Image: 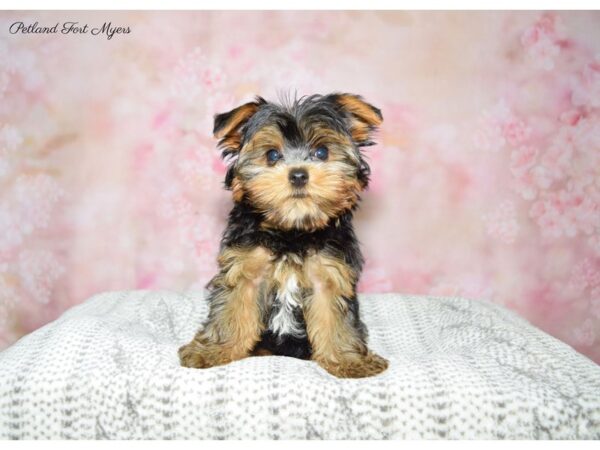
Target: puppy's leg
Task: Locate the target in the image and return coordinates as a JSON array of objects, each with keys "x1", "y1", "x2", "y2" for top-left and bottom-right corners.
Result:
[
  {"x1": 304, "y1": 252, "x2": 388, "y2": 378},
  {"x1": 179, "y1": 246, "x2": 271, "y2": 368}
]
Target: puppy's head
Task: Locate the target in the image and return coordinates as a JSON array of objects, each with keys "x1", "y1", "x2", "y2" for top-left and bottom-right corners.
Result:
[{"x1": 214, "y1": 93, "x2": 383, "y2": 231}]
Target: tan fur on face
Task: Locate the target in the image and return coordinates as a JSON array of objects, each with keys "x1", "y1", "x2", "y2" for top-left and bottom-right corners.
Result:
[
  {"x1": 230, "y1": 176, "x2": 244, "y2": 203},
  {"x1": 243, "y1": 161, "x2": 362, "y2": 231},
  {"x1": 234, "y1": 126, "x2": 363, "y2": 231},
  {"x1": 242, "y1": 125, "x2": 285, "y2": 155},
  {"x1": 301, "y1": 125, "x2": 360, "y2": 165}
]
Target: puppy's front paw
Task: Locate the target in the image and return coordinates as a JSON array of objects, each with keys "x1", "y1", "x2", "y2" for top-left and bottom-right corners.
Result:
[
  {"x1": 178, "y1": 341, "x2": 230, "y2": 369},
  {"x1": 317, "y1": 352, "x2": 389, "y2": 378},
  {"x1": 178, "y1": 342, "x2": 208, "y2": 368}
]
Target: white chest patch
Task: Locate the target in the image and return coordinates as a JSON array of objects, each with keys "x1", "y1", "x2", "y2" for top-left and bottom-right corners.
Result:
[{"x1": 269, "y1": 274, "x2": 306, "y2": 338}]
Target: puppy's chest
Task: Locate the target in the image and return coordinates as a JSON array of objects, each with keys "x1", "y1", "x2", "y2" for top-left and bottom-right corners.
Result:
[{"x1": 265, "y1": 255, "x2": 312, "y2": 338}]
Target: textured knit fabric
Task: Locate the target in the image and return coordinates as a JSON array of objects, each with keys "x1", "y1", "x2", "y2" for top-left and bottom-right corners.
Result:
[{"x1": 1, "y1": 290, "x2": 599, "y2": 439}]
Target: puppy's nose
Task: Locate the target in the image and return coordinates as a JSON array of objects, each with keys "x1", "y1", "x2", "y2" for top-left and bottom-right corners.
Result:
[{"x1": 288, "y1": 168, "x2": 309, "y2": 187}]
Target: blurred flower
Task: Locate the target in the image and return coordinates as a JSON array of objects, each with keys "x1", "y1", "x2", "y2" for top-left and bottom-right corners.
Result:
[
  {"x1": 18, "y1": 250, "x2": 65, "y2": 305},
  {"x1": 0, "y1": 275, "x2": 17, "y2": 328},
  {"x1": 503, "y1": 118, "x2": 532, "y2": 147},
  {"x1": 170, "y1": 47, "x2": 226, "y2": 102},
  {"x1": 473, "y1": 100, "x2": 531, "y2": 153},
  {"x1": 521, "y1": 13, "x2": 565, "y2": 71},
  {"x1": 590, "y1": 287, "x2": 600, "y2": 319},
  {"x1": 510, "y1": 145, "x2": 538, "y2": 178},
  {"x1": 0, "y1": 124, "x2": 23, "y2": 151},
  {"x1": 0, "y1": 71, "x2": 9, "y2": 98},
  {"x1": 571, "y1": 55, "x2": 600, "y2": 109},
  {"x1": 571, "y1": 318, "x2": 596, "y2": 347},
  {"x1": 589, "y1": 235, "x2": 600, "y2": 257},
  {"x1": 566, "y1": 258, "x2": 600, "y2": 297},
  {"x1": 483, "y1": 200, "x2": 519, "y2": 244},
  {"x1": 0, "y1": 174, "x2": 63, "y2": 251}
]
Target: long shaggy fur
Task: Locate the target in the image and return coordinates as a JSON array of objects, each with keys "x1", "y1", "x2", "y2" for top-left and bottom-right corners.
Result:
[{"x1": 179, "y1": 93, "x2": 388, "y2": 378}]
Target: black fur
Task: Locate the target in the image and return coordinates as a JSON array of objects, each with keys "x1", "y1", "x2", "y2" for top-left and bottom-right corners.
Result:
[
  {"x1": 206, "y1": 93, "x2": 381, "y2": 360},
  {"x1": 221, "y1": 200, "x2": 363, "y2": 268},
  {"x1": 218, "y1": 93, "x2": 378, "y2": 190},
  {"x1": 216, "y1": 200, "x2": 367, "y2": 358}
]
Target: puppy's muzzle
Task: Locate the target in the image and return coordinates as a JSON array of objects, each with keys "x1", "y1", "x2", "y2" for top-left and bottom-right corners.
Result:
[{"x1": 289, "y1": 167, "x2": 309, "y2": 188}]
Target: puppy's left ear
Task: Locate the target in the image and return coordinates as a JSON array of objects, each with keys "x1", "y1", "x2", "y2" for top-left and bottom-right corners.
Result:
[
  {"x1": 213, "y1": 97, "x2": 266, "y2": 157},
  {"x1": 327, "y1": 93, "x2": 383, "y2": 147}
]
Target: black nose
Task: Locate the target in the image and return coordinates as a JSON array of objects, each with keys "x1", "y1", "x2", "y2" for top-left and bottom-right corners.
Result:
[{"x1": 288, "y1": 168, "x2": 309, "y2": 187}]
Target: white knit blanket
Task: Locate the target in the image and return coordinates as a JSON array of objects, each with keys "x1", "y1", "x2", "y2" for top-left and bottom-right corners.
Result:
[{"x1": 1, "y1": 290, "x2": 599, "y2": 439}]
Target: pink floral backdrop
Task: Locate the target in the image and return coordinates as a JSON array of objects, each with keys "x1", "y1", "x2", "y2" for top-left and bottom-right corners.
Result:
[{"x1": 1, "y1": 11, "x2": 599, "y2": 363}]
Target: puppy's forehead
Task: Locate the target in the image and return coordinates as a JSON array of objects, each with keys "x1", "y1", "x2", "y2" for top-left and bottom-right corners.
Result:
[{"x1": 243, "y1": 99, "x2": 348, "y2": 148}]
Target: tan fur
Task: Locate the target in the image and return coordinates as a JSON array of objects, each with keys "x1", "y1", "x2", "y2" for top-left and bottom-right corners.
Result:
[
  {"x1": 335, "y1": 94, "x2": 383, "y2": 144},
  {"x1": 230, "y1": 177, "x2": 244, "y2": 203},
  {"x1": 243, "y1": 125, "x2": 285, "y2": 154},
  {"x1": 232, "y1": 125, "x2": 363, "y2": 232},
  {"x1": 229, "y1": 125, "x2": 285, "y2": 202},
  {"x1": 214, "y1": 102, "x2": 261, "y2": 141},
  {"x1": 270, "y1": 254, "x2": 307, "y2": 290},
  {"x1": 250, "y1": 347, "x2": 273, "y2": 357},
  {"x1": 179, "y1": 246, "x2": 272, "y2": 368},
  {"x1": 303, "y1": 125, "x2": 360, "y2": 164},
  {"x1": 303, "y1": 253, "x2": 388, "y2": 378},
  {"x1": 180, "y1": 247, "x2": 388, "y2": 377},
  {"x1": 243, "y1": 160, "x2": 362, "y2": 232},
  {"x1": 182, "y1": 95, "x2": 387, "y2": 377}
]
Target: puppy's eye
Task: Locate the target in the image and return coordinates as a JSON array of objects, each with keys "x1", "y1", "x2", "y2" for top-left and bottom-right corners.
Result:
[
  {"x1": 266, "y1": 149, "x2": 282, "y2": 163},
  {"x1": 314, "y1": 146, "x2": 329, "y2": 161}
]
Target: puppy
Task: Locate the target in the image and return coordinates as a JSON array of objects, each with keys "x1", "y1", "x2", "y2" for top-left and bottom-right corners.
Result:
[{"x1": 179, "y1": 93, "x2": 388, "y2": 378}]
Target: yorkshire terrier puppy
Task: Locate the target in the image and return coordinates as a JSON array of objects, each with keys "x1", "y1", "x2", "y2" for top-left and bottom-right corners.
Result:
[{"x1": 179, "y1": 93, "x2": 388, "y2": 378}]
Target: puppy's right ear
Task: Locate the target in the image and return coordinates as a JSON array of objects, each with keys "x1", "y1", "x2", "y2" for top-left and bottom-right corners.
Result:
[{"x1": 213, "y1": 97, "x2": 265, "y2": 158}]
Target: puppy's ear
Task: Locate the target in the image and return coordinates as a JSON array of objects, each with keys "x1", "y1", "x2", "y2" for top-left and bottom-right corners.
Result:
[
  {"x1": 327, "y1": 93, "x2": 383, "y2": 147},
  {"x1": 213, "y1": 97, "x2": 266, "y2": 157}
]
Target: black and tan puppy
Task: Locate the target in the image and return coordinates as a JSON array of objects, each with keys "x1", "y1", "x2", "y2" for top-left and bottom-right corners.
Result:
[{"x1": 179, "y1": 93, "x2": 388, "y2": 378}]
